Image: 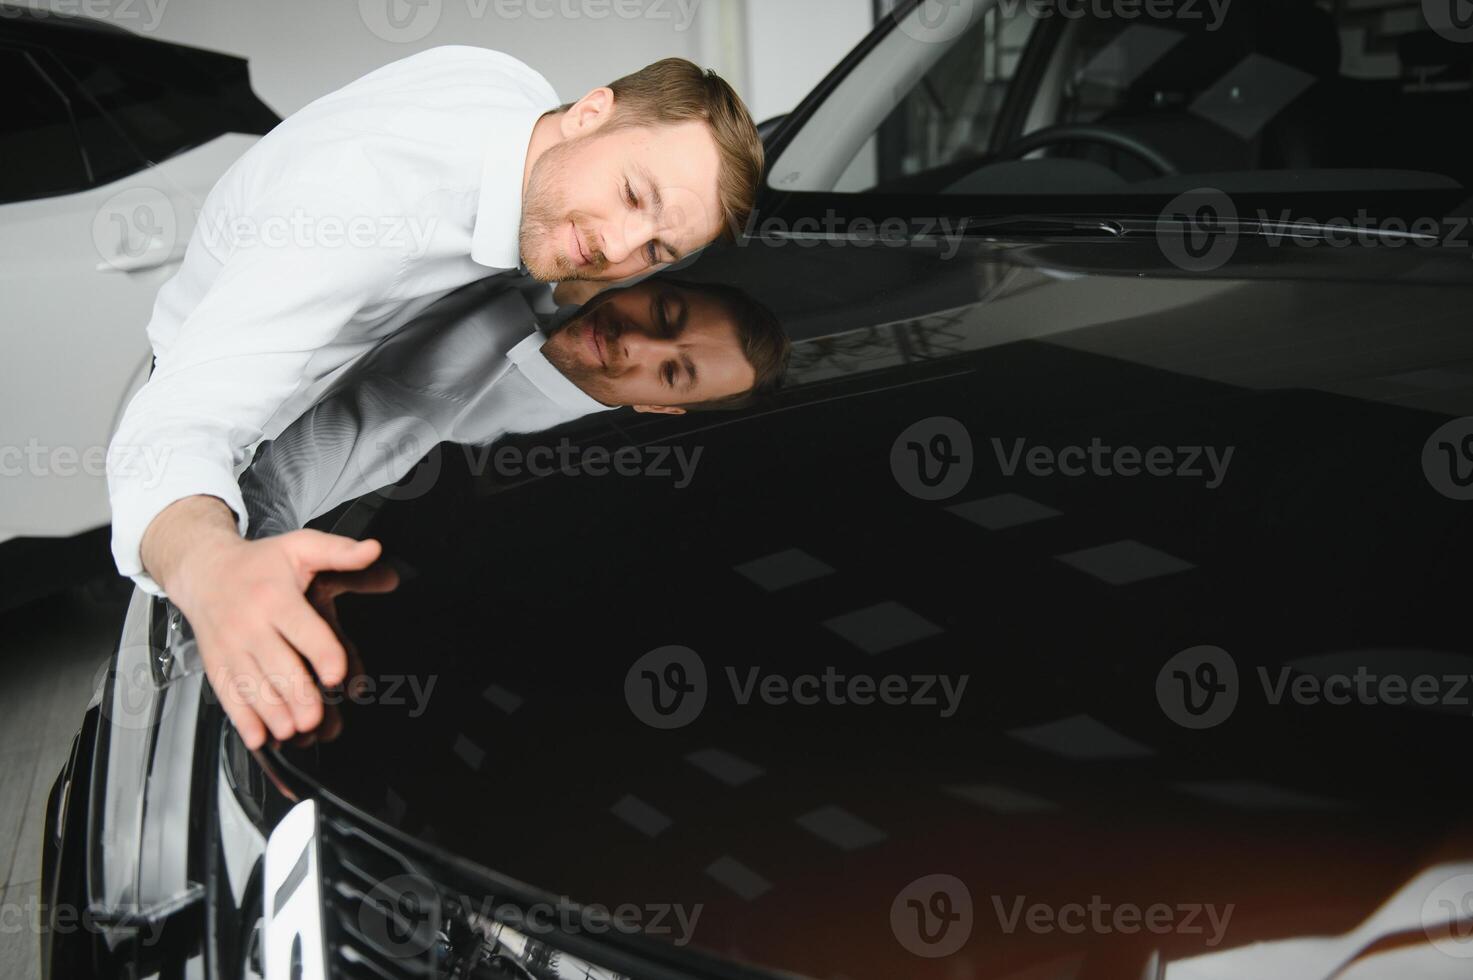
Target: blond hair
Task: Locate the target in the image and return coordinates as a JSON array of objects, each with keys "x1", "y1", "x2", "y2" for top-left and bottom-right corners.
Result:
[{"x1": 583, "y1": 58, "x2": 764, "y2": 241}]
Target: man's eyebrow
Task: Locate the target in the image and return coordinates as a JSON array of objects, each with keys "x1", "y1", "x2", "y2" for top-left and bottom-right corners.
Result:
[{"x1": 681, "y1": 353, "x2": 698, "y2": 392}]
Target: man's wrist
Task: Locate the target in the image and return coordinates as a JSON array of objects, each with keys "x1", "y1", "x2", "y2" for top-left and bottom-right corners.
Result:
[{"x1": 140, "y1": 495, "x2": 244, "y2": 599}]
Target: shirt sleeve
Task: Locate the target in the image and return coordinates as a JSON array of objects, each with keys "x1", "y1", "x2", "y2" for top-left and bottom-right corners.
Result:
[{"x1": 107, "y1": 179, "x2": 409, "y2": 595}]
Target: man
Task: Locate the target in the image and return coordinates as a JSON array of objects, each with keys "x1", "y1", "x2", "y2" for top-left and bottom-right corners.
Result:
[{"x1": 106, "y1": 46, "x2": 768, "y2": 748}]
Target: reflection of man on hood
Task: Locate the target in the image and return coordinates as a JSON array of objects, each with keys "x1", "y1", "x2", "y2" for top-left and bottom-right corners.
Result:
[{"x1": 242, "y1": 276, "x2": 787, "y2": 538}]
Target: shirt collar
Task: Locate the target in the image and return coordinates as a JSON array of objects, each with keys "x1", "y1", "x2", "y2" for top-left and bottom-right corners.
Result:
[
  {"x1": 471, "y1": 101, "x2": 560, "y2": 270},
  {"x1": 507, "y1": 330, "x2": 617, "y2": 416}
]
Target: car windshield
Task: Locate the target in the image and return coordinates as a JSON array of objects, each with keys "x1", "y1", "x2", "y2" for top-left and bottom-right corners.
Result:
[{"x1": 769, "y1": 0, "x2": 1473, "y2": 206}]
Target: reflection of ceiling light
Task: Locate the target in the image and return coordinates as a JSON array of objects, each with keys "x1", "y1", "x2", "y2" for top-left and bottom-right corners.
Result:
[
  {"x1": 1188, "y1": 54, "x2": 1316, "y2": 140},
  {"x1": 1075, "y1": 24, "x2": 1186, "y2": 90}
]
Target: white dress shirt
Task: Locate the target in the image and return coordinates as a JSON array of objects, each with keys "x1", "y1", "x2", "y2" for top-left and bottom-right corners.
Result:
[
  {"x1": 107, "y1": 46, "x2": 564, "y2": 594},
  {"x1": 241, "y1": 280, "x2": 612, "y2": 540}
]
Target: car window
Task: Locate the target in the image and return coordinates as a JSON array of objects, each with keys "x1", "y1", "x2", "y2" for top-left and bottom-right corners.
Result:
[
  {"x1": 832, "y1": 2, "x2": 1037, "y2": 191},
  {"x1": 770, "y1": 0, "x2": 1473, "y2": 201},
  {"x1": 0, "y1": 47, "x2": 90, "y2": 204},
  {"x1": 53, "y1": 49, "x2": 236, "y2": 166}
]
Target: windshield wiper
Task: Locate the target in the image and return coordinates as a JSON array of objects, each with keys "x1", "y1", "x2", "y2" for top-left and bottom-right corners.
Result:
[
  {"x1": 965, "y1": 213, "x2": 1448, "y2": 245},
  {"x1": 959, "y1": 214, "x2": 1129, "y2": 237},
  {"x1": 1126, "y1": 214, "x2": 1445, "y2": 245}
]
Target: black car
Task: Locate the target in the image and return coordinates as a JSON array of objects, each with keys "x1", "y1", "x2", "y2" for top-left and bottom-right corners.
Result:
[{"x1": 41, "y1": 1, "x2": 1473, "y2": 978}]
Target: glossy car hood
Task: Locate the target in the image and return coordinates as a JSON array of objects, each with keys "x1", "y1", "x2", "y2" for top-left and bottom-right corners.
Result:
[{"x1": 266, "y1": 236, "x2": 1473, "y2": 980}]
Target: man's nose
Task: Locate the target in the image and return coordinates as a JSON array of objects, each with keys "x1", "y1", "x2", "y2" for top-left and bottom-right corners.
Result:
[
  {"x1": 621, "y1": 330, "x2": 678, "y2": 364},
  {"x1": 600, "y1": 212, "x2": 660, "y2": 265}
]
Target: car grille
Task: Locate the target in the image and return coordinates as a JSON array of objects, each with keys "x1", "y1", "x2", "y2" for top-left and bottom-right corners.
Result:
[{"x1": 317, "y1": 807, "x2": 448, "y2": 979}]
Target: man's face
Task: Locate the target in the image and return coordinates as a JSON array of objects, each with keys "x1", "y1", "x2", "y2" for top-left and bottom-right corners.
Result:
[
  {"x1": 543, "y1": 283, "x2": 756, "y2": 413},
  {"x1": 520, "y1": 107, "x2": 725, "y2": 283}
]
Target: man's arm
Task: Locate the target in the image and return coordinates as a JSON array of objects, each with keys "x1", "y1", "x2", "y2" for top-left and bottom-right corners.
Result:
[{"x1": 109, "y1": 177, "x2": 408, "y2": 748}]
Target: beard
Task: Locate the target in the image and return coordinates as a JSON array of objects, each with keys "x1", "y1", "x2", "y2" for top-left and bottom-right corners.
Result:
[
  {"x1": 519, "y1": 137, "x2": 607, "y2": 282},
  {"x1": 542, "y1": 323, "x2": 618, "y2": 406},
  {"x1": 541, "y1": 299, "x2": 622, "y2": 406}
]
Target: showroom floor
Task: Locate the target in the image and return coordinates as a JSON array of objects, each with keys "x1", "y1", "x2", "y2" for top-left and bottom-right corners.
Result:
[{"x1": 0, "y1": 589, "x2": 128, "y2": 980}]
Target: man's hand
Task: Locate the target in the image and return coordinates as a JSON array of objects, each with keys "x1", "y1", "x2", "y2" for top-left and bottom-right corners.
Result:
[{"x1": 141, "y1": 495, "x2": 383, "y2": 749}]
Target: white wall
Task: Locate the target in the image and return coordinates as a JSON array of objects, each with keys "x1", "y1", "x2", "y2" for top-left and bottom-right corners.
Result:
[
  {"x1": 741, "y1": 0, "x2": 873, "y2": 122},
  {"x1": 20, "y1": 0, "x2": 871, "y2": 119}
]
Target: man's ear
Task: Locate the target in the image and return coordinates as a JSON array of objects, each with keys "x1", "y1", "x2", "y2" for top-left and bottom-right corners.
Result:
[
  {"x1": 560, "y1": 87, "x2": 616, "y2": 138},
  {"x1": 633, "y1": 405, "x2": 687, "y2": 416}
]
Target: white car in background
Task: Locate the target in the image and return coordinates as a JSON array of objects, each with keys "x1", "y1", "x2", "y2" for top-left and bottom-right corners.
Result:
[{"x1": 0, "y1": 3, "x2": 278, "y2": 606}]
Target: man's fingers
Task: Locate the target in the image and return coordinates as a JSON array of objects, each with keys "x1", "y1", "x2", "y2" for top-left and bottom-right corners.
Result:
[
  {"x1": 211, "y1": 651, "x2": 297, "y2": 744},
  {"x1": 250, "y1": 633, "x2": 325, "y2": 736},
  {"x1": 207, "y1": 659, "x2": 268, "y2": 750},
  {"x1": 311, "y1": 564, "x2": 401, "y2": 604},
  {"x1": 288, "y1": 531, "x2": 382, "y2": 580},
  {"x1": 277, "y1": 594, "x2": 348, "y2": 687},
  {"x1": 351, "y1": 563, "x2": 400, "y2": 594}
]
